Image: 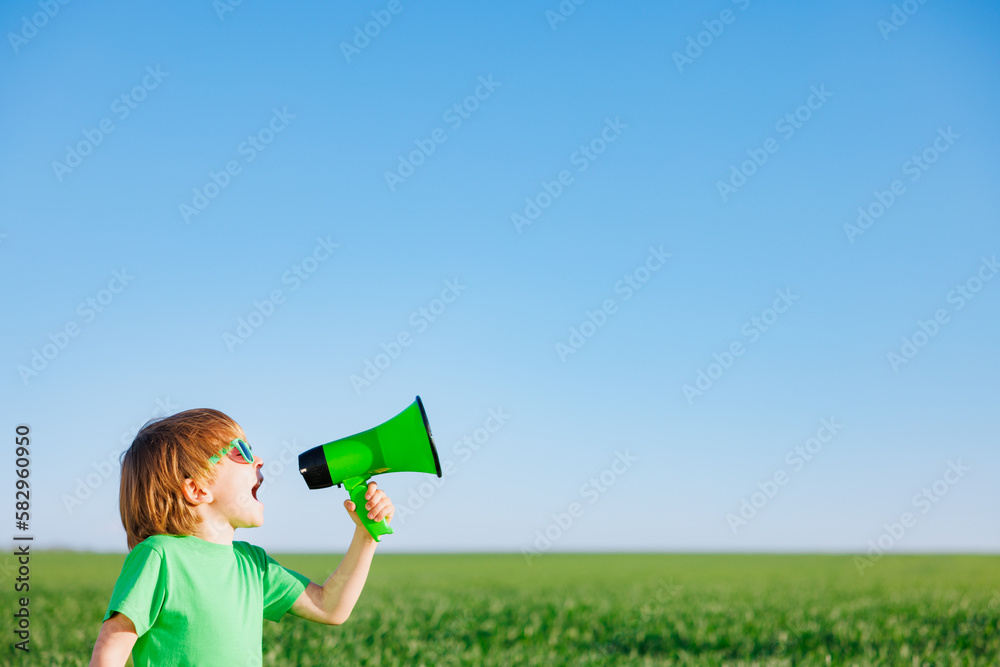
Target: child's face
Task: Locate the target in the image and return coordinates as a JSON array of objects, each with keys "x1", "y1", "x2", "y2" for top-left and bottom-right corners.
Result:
[{"x1": 208, "y1": 445, "x2": 265, "y2": 529}]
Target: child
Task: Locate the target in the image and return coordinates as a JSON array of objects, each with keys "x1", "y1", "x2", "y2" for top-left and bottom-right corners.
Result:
[{"x1": 89, "y1": 408, "x2": 394, "y2": 667}]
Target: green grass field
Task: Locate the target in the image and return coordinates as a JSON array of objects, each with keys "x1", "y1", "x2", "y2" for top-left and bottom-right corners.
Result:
[{"x1": 3, "y1": 552, "x2": 998, "y2": 665}]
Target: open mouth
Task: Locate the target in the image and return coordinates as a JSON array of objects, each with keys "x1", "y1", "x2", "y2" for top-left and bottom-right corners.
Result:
[{"x1": 251, "y1": 479, "x2": 262, "y2": 501}]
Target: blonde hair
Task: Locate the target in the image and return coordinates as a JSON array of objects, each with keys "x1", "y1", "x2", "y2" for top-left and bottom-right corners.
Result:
[{"x1": 119, "y1": 408, "x2": 245, "y2": 550}]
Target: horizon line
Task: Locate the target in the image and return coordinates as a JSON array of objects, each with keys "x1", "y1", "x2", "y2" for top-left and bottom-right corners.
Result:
[{"x1": 30, "y1": 547, "x2": 1000, "y2": 557}]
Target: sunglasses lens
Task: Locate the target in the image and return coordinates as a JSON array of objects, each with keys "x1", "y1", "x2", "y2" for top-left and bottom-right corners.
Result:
[
  {"x1": 237, "y1": 439, "x2": 253, "y2": 462},
  {"x1": 224, "y1": 439, "x2": 253, "y2": 464}
]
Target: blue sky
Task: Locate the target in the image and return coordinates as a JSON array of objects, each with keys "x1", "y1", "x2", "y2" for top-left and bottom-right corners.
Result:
[{"x1": 2, "y1": 0, "x2": 998, "y2": 555}]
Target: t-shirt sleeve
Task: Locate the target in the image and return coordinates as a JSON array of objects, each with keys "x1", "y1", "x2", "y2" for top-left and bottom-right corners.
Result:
[
  {"x1": 261, "y1": 553, "x2": 311, "y2": 623},
  {"x1": 103, "y1": 542, "x2": 166, "y2": 636}
]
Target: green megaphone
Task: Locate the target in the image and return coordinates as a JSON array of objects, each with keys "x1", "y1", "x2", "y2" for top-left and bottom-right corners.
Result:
[{"x1": 297, "y1": 396, "x2": 442, "y2": 541}]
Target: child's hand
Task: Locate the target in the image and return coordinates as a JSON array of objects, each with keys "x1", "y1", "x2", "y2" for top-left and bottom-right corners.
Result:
[{"x1": 345, "y1": 481, "x2": 395, "y2": 529}]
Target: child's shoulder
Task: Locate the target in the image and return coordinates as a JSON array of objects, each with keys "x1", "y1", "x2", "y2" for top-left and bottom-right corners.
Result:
[
  {"x1": 131, "y1": 534, "x2": 221, "y2": 559},
  {"x1": 134, "y1": 534, "x2": 191, "y2": 553},
  {"x1": 232, "y1": 539, "x2": 269, "y2": 564},
  {"x1": 130, "y1": 536, "x2": 272, "y2": 566},
  {"x1": 127, "y1": 534, "x2": 173, "y2": 557},
  {"x1": 138, "y1": 534, "x2": 175, "y2": 548}
]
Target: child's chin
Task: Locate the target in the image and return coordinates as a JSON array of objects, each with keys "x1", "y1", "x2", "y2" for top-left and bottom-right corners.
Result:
[{"x1": 241, "y1": 507, "x2": 264, "y2": 528}]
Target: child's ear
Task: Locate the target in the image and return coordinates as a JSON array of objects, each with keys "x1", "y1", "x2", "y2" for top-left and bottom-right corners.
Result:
[{"x1": 181, "y1": 478, "x2": 213, "y2": 505}]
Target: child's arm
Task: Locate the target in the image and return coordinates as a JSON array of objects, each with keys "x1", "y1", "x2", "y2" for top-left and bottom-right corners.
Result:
[
  {"x1": 89, "y1": 612, "x2": 138, "y2": 667},
  {"x1": 289, "y1": 481, "x2": 394, "y2": 625}
]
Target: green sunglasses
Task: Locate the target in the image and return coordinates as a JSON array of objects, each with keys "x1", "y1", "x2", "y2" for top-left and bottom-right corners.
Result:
[{"x1": 208, "y1": 438, "x2": 254, "y2": 467}]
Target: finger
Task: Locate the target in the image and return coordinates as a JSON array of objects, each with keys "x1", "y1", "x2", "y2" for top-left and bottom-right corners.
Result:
[
  {"x1": 366, "y1": 497, "x2": 388, "y2": 520},
  {"x1": 364, "y1": 490, "x2": 385, "y2": 511},
  {"x1": 344, "y1": 500, "x2": 356, "y2": 512},
  {"x1": 365, "y1": 481, "x2": 378, "y2": 500},
  {"x1": 370, "y1": 498, "x2": 394, "y2": 521}
]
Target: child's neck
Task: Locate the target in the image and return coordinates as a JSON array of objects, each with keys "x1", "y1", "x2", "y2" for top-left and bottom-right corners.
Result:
[{"x1": 190, "y1": 511, "x2": 236, "y2": 545}]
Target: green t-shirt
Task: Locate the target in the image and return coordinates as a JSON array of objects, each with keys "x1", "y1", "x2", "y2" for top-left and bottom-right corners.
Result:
[{"x1": 103, "y1": 534, "x2": 311, "y2": 667}]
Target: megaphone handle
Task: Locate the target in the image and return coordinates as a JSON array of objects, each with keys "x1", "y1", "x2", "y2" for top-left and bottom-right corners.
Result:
[{"x1": 344, "y1": 476, "x2": 394, "y2": 542}]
